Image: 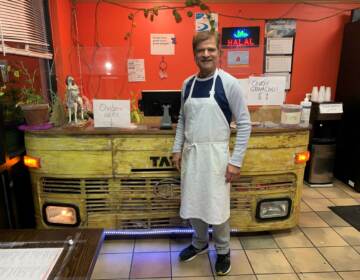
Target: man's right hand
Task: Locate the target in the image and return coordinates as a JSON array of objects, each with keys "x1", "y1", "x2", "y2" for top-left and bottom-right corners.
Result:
[{"x1": 172, "y1": 152, "x2": 182, "y2": 171}]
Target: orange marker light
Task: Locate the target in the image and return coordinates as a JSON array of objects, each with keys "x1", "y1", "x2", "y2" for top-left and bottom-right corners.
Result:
[
  {"x1": 295, "y1": 151, "x2": 310, "y2": 164},
  {"x1": 24, "y1": 155, "x2": 41, "y2": 168}
]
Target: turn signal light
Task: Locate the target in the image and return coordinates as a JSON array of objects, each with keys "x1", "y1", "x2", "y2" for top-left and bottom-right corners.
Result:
[
  {"x1": 294, "y1": 151, "x2": 310, "y2": 164},
  {"x1": 24, "y1": 155, "x2": 41, "y2": 168}
]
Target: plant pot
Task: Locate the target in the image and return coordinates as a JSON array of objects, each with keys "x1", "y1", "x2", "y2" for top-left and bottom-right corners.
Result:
[{"x1": 20, "y1": 104, "x2": 49, "y2": 125}]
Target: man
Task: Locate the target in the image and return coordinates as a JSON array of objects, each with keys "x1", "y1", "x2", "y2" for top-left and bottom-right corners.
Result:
[{"x1": 172, "y1": 31, "x2": 251, "y2": 276}]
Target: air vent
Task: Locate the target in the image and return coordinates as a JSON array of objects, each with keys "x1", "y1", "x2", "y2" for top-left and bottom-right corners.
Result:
[
  {"x1": 42, "y1": 178, "x2": 81, "y2": 194},
  {"x1": 84, "y1": 179, "x2": 109, "y2": 194},
  {"x1": 118, "y1": 217, "x2": 184, "y2": 229},
  {"x1": 86, "y1": 198, "x2": 108, "y2": 213}
]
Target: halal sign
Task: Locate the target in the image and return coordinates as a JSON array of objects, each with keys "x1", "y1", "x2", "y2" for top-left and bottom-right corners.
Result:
[{"x1": 222, "y1": 27, "x2": 260, "y2": 48}]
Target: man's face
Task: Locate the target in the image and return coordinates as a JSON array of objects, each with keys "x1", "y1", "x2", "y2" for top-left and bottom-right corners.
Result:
[{"x1": 194, "y1": 36, "x2": 219, "y2": 77}]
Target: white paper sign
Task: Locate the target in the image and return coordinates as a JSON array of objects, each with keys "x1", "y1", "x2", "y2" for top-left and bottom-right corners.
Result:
[
  {"x1": 228, "y1": 51, "x2": 249, "y2": 65},
  {"x1": 93, "y1": 99, "x2": 131, "y2": 128},
  {"x1": 127, "y1": 59, "x2": 145, "y2": 82},
  {"x1": 248, "y1": 76, "x2": 286, "y2": 105},
  {"x1": 266, "y1": 37, "x2": 294, "y2": 54},
  {"x1": 0, "y1": 247, "x2": 63, "y2": 280},
  {"x1": 319, "y1": 103, "x2": 343, "y2": 114},
  {"x1": 264, "y1": 72, "x2": 291, "y2": 90},
  {"x1": 265, "y1": 55, "x2": 292, "y2": 72},
  {"x1": 151, "y1": 34, "x2": 175, "y2": 55}
]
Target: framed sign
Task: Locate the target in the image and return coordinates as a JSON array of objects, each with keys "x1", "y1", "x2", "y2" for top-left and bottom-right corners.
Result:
[{"x1": 222, "y1": 27, "x2": 260, "y2": 48}]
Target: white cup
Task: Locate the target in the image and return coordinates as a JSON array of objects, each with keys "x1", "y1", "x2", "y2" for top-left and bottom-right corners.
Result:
[
  {"x1": 318, "y1": 86, "x2": 326, "y2": 103},
  {"x1": 325, "y1": 87, "x2": 331, "y2": 102},
  {"x1": 311, "y1": 86, "x2": 319, "y2": 102}
]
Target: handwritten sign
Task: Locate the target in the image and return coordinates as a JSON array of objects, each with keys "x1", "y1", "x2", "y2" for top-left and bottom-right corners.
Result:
[
  {"x1": 93, "y1": 99, "x2": 131, "y2": 128},
  {"x1": 248, "y1": 76, "x2": 286, "y2": 105}
]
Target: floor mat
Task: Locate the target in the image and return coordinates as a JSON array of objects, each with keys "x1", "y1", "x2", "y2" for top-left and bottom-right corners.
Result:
[{"x1": 329, "y1": 205, "x2": 360, "y2": 231}]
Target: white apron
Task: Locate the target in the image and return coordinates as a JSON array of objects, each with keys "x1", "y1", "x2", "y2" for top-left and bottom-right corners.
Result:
[{"x1": 180, "y1": 69, "x2": 231, "y2": 225}]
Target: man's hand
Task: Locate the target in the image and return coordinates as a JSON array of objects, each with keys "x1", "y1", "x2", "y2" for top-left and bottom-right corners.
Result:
[
  {"x1": 172, "y1": 152, "x2": 182, "y2": 171},
  {"x1": 225, "y1": 163, "x2": 240, "y2": 183}
]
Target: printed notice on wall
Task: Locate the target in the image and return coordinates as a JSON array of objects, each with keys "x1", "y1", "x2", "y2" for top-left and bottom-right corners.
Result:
[
  {"x1": 228, "y1": 51, "x2": 249, "y2": 66},
  {"x1": 247, "y1": 76, "x2": 286, "y2": 105},
  {"x1": 266, "y1": 37, "x2": 293, "y2": 54},
  {"x1": 127, "y1": 59, "x2": 145, "y2": 82},
  {"x1": 150, "y1": 34, "x2": 175, "y2": 55},
  {"x1": 265, "y1": 56, "x2": 292, "y2": 72},
  {"x1": 0, "y1": 247, "x2": 63, "y2": 280},
  {"x1": 93, "y1": 99, "x2": 131, "y2": 128}
]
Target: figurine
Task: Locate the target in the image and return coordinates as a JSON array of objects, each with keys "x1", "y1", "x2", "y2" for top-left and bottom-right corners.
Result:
[{"x1": 66, "y1": 76, "x2": 84, "y2": 123}]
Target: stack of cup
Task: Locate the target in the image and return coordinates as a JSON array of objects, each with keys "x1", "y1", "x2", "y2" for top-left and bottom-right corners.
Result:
[
  {"x1": 318, "y1": 86, "x2": 326, "y2": 103},
  {"x1": 311, "y1": 86, "x2": 332, "y2": 103},
  {"x1": 311, "y1": 86, "x2": 319, "y2": 102},
  {"x1": 325, "y1": 87, "x2": 331, "y2": 102}
]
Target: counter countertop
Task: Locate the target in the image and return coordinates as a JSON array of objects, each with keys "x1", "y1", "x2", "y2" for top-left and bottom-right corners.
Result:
[{"x1": 25, "y1": 122, "x2": 310, "y2": 136}]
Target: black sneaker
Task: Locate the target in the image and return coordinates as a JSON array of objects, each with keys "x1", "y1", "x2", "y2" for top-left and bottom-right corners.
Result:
[
  {"x1": 179, "y1": 244, "x2": 209, "y2": 262},
  {"x1": 215, "y1": 252, "x2": 231, "y2": 276}
]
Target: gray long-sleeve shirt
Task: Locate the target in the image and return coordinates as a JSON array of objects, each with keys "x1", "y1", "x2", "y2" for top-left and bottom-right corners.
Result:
[{"x1": 172, "y1": 69, "x2": 251, "y2": 167}]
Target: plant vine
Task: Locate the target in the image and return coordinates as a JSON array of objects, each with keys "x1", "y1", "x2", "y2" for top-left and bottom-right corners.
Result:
[{"x1": 119, "y1": 0, "x2": 214, "y2": 40}]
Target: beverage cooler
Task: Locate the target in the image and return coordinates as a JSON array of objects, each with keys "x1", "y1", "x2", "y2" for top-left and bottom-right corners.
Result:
[
  {"x1": 305, "y1": 102, "x2": 342, "y2": 187},
  {"x1": 334, "y1": 19, "x2": 360, "y2": 192}
]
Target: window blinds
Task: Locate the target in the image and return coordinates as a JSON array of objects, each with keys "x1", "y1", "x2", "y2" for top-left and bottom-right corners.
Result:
[{"x1": 0, "y1": 0, "x2": 52, "y2": 59}]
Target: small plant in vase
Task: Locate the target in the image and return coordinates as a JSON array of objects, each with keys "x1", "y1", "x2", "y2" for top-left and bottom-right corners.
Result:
[
  {"x1": 15, "y1": 62, "x2": 49, "y2": 126},
  {"x1": 0, "y1": 61, "x2": 49, "y2": 126}
]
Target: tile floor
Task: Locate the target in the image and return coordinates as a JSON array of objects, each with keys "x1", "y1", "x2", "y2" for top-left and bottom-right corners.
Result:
[{"x1": 91, "y1": 180, "x2": 360, "y2": 280}]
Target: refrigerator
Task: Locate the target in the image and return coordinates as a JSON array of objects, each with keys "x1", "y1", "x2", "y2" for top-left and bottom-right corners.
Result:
[{"x1": 334, "y1": 20, "x2": 360, "y2": 192}]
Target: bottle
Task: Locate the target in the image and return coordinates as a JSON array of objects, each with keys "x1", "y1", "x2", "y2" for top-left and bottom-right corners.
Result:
[{"x1": 300, "y1": 93, "x2": 312, "y2": 126}]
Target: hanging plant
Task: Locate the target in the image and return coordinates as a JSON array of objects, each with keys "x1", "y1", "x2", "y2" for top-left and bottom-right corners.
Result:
[{"x1": 124, "y1": 0, "x2": 213, "y2": 40}]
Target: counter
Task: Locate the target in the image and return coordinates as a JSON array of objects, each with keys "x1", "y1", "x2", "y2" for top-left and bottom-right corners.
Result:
[{"x1": 25, "y1": 124, "x2": 309, "y2": 232}]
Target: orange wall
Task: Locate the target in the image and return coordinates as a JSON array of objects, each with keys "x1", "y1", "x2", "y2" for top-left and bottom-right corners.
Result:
[
  {"x1": 48, "y1": 0, "x2": 74, "y2": 97},
  {"x1": 50, "y1": 1, "x2": 359, "y2": 104}
]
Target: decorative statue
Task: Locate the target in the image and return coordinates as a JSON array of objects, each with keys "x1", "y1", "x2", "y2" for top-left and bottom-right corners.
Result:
[{"x1": 66, "y1": 76, "x2": 84, "y2": 123}]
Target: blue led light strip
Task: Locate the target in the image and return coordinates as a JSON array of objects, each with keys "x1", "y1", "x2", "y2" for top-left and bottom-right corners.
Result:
[{"x1": 105, "y1": 228, "x2": 241, "y2": 237}]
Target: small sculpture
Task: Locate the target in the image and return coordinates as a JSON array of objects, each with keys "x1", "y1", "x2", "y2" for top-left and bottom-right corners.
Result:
[{"x1": 66, "y1": 76, "x2": 84, "y2": 123}]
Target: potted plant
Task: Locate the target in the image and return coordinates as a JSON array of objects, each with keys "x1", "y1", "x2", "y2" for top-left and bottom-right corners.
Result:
[{"x1": 0, "y1": 61, "x2": 49, "y2": 126}]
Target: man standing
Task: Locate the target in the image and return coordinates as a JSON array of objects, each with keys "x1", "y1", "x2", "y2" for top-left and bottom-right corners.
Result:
[{"x1": 172, "y1": 31, "x2": 251, "y2": 276}]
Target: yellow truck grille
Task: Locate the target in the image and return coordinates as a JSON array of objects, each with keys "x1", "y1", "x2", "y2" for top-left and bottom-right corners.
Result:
[{"x1": 41, "y1": 174, "x2": 296, "y2": 227}]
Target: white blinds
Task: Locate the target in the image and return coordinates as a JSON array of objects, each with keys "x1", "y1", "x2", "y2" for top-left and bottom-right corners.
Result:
[{"x1": 0, "y1": 0, "x2": 52, "y2": 59}]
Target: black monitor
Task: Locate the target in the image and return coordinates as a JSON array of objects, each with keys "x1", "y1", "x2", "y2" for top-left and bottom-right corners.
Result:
[{"x1": 139, "y1": 90, "x2": 181, "y2": 123}]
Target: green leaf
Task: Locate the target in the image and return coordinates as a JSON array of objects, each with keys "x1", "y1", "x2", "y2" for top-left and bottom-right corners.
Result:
[{"x1": 14, "y1": 70, "x2": 20, "y2": 78}]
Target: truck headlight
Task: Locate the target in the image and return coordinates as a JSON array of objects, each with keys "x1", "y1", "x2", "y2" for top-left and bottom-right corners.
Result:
[
  {"x1": 43, "y1": 203, "x2": 80, "y2": 226},
  {"x1": 256, "y1": 198, "x2": 292, "y2": 220}
]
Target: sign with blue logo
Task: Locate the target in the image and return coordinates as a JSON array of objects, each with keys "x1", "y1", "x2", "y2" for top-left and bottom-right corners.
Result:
[{"x1": 222, "y1": 27, "x2": 260, "y2": 48}]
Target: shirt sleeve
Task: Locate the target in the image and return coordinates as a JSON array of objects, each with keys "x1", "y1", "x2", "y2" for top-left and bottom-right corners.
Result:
[
  {"x1": 225, "y1": 77, "x2": 251, "y2": 167},
  {"x1": 172, "y1": 81, "x2": 186, "y2": 153}
]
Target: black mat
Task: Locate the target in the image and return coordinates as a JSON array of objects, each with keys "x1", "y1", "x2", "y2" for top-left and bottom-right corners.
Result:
[{"x1": 329, "y1": 205, "x2": 360, "y2": 231}]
